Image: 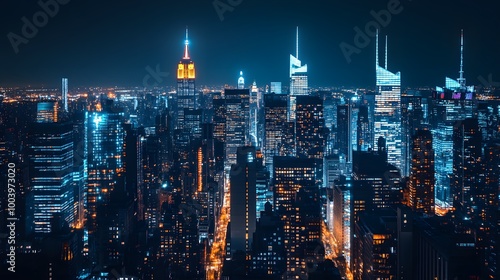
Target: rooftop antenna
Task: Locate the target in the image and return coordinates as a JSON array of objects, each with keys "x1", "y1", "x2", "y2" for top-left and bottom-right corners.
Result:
[
  {"x1": 183, "y1": 26, "x2": 190, "y2": 59},
  {"x1": 458, "y1": 29, "x2": 465, "y2": 87},
  {"x1": 376, "y1": 29, "x2": 379, "y2": 70},
  {"x1": 385, "y1": 35, "x2": 388, "y2": 69},
  {"x1": 296, "y1": 26, "x2": 299, "y2": 59}
]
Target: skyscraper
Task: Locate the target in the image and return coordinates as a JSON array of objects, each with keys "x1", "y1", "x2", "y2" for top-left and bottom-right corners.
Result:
[
  {"x1": 238, "y1": 71, "x2": 245, "y2": 89},
  {"x1": 62, "y1": 78, "x2": 68, "y2": 113},
  {"x1": 27, "y1": 121, "x2": 74, "y2": 235},
  {"x1": 249, "y1": 81, "x2": 259, "y2": 147},
  {"x1": 374, "y1": 31, "x2": 402, "y2": 170},
  {"x1": 401, "y1": 90, "x2": 424, "y2": 178},
  {"x1": 289, "y1": 26, "x2": 308, "y2": 121},
  {"x1": 357, "y1": 105, "x2": 370, "y2": 152},
  {"x1": 229, "y1": 146, "x2": 257, "y2": 259},
  {"x1": 86, "y1": 100, "x2": 125, "y2": 233},
  {"x1": 295, "y1": 95, "x2": 325, "y2": 160},
  {"x1": 337, "y1": 104, "x2": 351, "y2": 161},
  {"x1": 176, "y1": 28, "x2": 197, "y2": 149},
  {"x1": 408, "y1": 129, "x2": 435, "y2": 215},
  {"x1": 272, "y1": 156, "x2": 320, "y2": 277},
  {"x1": 264, "y1": 93, "x2": 288, "y2": 174},
  {"x1": 452, "y1": 118, "x2": 482, "y2": 221},
  {"x1": 270, "y1": 82, "x2": 282, "y2": 94},
  {"x1": 224, "y1": 89, "x2": 250, "y2": 172},
  {"x1": 36, "y1": 101, "x2": 58, "y2": 123},
  {"x1": 433, "y1": 31, "x2": 475, "y2": 205},
  {"x1": 333, "y1": 176, "x2": 353, "y2": 267}
]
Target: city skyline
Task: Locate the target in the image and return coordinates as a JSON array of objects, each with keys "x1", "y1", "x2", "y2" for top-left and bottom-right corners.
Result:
[
  {"x1": 1, "y1": 0, "x2": 500, "y2": 88},
  {"x1": 1, "y1": 1, "x2": 500, "y2": 280}
]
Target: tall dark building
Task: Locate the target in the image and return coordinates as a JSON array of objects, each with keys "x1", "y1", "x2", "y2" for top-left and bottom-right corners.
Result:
[
  {"x1": 336, "y1": 104, "x2": 351, "y2": 161},
  {"x1": 353, "y1": 210, "x2": 397, "y2": 280},
  {"x1": 413, "y1": 216, "x2": 481, "y2": 279},
  {"x1": 229, "y1": 146, "x2": 257, "y2": 260},
  {"x1": 158, "y1": 192, "x2": 202, "y2": 279},
  {"x1": 357, "y1": 105, "x2": 370, "y2": 152},
  {"x1": 408, "y1": 129, "x2": 435, "y2": 215},
  {"x1": 452, "y1": 118, "x2": 482, "y2": 221},
  {"x1": 352, "y1": 149, "x2": 402, "y2": 217},
  {"x1": 250, "y1": 202, "x2": 286, "y2": 278}
]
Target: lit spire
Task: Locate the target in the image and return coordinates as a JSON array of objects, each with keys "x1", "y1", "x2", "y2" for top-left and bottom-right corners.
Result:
[
  {"x1": 385, "y1": 35, "x2": 388, "y2": 69},
  {"x1": 296, "y1": 26, "x2": 299, "y2": 59},
  {"x1": 238, "y1": 71, "x2": 245, "y2": 89},
  {"x1": 183, "y1": 27, "x2": 190, "y2": 59},
  {"x1": 458, "y1": 29, "x2": 465, "y2": 87},
  {"x1": 376, "y1": 29, "x2": 379, "y2": 70}
]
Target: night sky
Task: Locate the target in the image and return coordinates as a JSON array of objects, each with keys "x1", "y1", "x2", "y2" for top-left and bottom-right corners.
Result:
[{"x1": 1, "y1": 0, "x2": 499, "y2": 88}]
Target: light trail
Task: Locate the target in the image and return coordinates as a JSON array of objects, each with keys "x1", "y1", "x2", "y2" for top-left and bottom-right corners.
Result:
[
  {"x1": 321, "y1": 221, "x2": 353, "y2": 280},
  {"x1": 206, "y1": 183, "x2": 231, "y2": 280}
]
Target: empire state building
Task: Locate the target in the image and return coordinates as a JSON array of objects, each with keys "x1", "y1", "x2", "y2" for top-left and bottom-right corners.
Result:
[{"x1": 176, "y1": 28, "x2": 197, "y2": 148}]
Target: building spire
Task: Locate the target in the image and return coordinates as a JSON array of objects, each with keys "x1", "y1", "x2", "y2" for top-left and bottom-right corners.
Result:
[
  {"x1": 183, "y1": 27, "x2": 190, "y2": 59},
  {"x1": 385, "y1": 35, "x2": 388, "y2": 69},
  {"x1": 458, "y1": 29, "x2": 465, "y2": 87},
  {"x1": 296, "y1": 26, "x2": 299, "y2": 59},
  {"x1": 376, "y1": 29, "x2": 379, "y2": 70}
]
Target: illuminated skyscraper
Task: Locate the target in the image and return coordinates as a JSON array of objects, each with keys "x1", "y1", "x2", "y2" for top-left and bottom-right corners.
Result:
[
  {"x1": 264, "y1": 93, "x2": 288, "y2": 174},
  {"x1": 272, "y1": 157, "x2": 319, "y2": 277},
  {"x1": 224, "y1": 89, "x2": 250, "y2": 172},
  {"x1": 433, "y1": 31, "x2": 475, "y2": 204},
  {"x1": 249, "y1": 81, "x2": 259, "y2": 147},
  {"x1": 333, "y1": 176, "x2": 352, "y2": 267},
  {"x1": 273, "y1": 157, "x2": 317, "y2": 221},
  {"x1": 36, "y1": 101, "x2": 58, "y2": 123},
  {"x1": 27, "y1": 121, "x2": 74, "y2": 235},
  {"x1": 408, "y1": 129, "x2": 435, "y2": 215},
  {"x1": 270, "y1": 82, "x2": 282, "y2": 94},
  {"x1": 238, "y1": 71, "x2": 245, "y2": 89},
  {"x1": 401, "y1": 90, "x2": 424, "y2": 178},
  {"x1": 86, "y1": 100, "x2": 125, "y2": 233},
  {"x1": 176, "y1": 28, "x2": 197, "y2": 148},
  {"x1": 295, "y1": 95, "x2": 325, "y2": 160},
  {"x1": 446, "y1": 30, "x2": 466, "y2": 91},
  {"x1": 62, "y1": 78, "x2": 68, "y2": 112},
  {"x1": 289, "y1": 26, "x2": 308, "y2": 121},
  {"x1": 374, "y1": 31, "x2": 402, "y2": 170}
]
